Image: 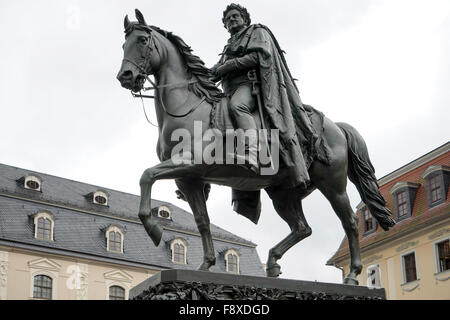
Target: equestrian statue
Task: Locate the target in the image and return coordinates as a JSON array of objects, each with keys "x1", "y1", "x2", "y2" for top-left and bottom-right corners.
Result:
[{"x1": 116, "y1": 6, "x2": 395, "y2": 285}]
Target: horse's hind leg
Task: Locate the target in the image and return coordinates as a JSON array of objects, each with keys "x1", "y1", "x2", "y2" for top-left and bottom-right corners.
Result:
[
  {"x1": 314, "y1": 165, "x2": 362, "y2": 285},
  {"x1": 175, "y1": 179, "x2": 216, "y2": 271},
  {"x1": 265, "y1": 186, "x2": 312, "y2": 277}
]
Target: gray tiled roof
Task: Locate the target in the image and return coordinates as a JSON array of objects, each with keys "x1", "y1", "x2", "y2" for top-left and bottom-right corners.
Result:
[{"x1": 0, "y1": 163, "x2": 265, "y2": 276}]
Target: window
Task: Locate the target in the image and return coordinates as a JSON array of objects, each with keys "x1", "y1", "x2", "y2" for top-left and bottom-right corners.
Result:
[
  {"x1": 158, "y1": 206, "x2": 172, "y2": 219},
  {"x1": 24, "y1": 175, "x2": 41, "y2": 191},
  {"x1": 366, "y1": 264, "x2": 381, "y2": 288},
  {"x1": 422, "y1": 165, "x2": 450, "y2": 208},
  {"x1": 362, "y1": 207, "x2": 376, "y2": 234},
  {"x1": 173, "y1": 243, "x2": 185, "y2": 263},
  {"x1": 403, "y1": 252, "x2": 417, "y2": 283},
  {"x1": 227, "y1": 254, "x2": 238, "y2": 273},
  {"x1": 109, "y1": 285, "x2": 125, "y2": 300},
  {"x1": 390, "y1": 182, "x2": 419, "y2": 221},
  {"x1": 171, "y1": 239, "x2": 187, "y2": 264},
  {"x1": 105, "y1": 225, "x2": 125, "y2": 253},
  {"x1": 33, "y1": 211, "x2": 54, "y2": 241},
  {"x1": 429, "y1": 174, "x2": 442, "y2": 204},
  {"x1": 396, "y1": 191, "x2": 408, "y2": 218},
  {"x1": 33, "y1": 275, "x2": 52, "y2": 299},
  {"x1": 93, "y1": 191, "x2": 108, "y2": 206},
  {"x1": 436, "y1": 239, "x2": 450, "y2": 273},
  {"x1": 225, "y1": 249, "x2": 240, "y2": 274},
  {"x1": 37, "y1": 217, "x2": 51, "y2": 240},
  {"x1": 109, "y1": 231, "x2": 122, "y2": 252}
]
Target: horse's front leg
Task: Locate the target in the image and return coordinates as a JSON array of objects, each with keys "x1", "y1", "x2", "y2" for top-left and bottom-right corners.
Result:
[
  {"x1": 138, "y1": 159, "x2": 204, "y2": 246},
  {"x1": 176, "y1": 179, "x2": 216, "y2": 271},
  {"x1": 138, "y1": 169, "x2": 163, "y2": 246}
]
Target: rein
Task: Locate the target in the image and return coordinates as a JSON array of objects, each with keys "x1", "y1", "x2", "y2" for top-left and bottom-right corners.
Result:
[{"x1": 124, "y1": 57, "x2": 206, "y2": 119}]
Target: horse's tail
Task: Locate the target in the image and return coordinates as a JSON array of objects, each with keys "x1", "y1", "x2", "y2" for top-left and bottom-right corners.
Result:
[{"x1": 336, "y1": 122, "x2": 395, "y2": 231}]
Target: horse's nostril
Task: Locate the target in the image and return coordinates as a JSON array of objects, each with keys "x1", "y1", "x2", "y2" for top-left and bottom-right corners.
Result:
[{"x1": 119, "y1": 70, "x2": 133, "y2": 80}]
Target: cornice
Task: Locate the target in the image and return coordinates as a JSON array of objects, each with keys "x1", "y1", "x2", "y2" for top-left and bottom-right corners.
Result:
[
  {"x1": 378, "y1": 143, "x2": 449, "y2": 186},
  {"x1": 330, "y1": 212, "x2": 450, "y2": 264}
]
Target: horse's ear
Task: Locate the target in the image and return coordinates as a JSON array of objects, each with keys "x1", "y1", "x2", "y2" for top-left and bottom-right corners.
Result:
[
  {"x1": 124, "y1": 14, "x2": 130, "y2": 30},
  {"x1": 135, "y1": 9, "x2": 147, "y2": 25}
]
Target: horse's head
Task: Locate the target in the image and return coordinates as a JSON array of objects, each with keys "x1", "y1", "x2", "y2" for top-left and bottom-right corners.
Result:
[{"x1": 116, "y1": 9, "x2": 161, "y2": 92}]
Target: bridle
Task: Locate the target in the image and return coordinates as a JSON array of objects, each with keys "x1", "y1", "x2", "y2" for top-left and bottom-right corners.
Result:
[{"x1": 123, "y1": 28, "x2": 206, "y2": 120}]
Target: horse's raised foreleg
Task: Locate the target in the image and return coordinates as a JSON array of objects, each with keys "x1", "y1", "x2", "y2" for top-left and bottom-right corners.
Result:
[
  {"x1": 176, "y1": 179, "x2": 216, "y2": 271},
  {"x1": 139, "y1": 176, "x2": 163, "y2": 246},
  {"x1": 138, "y1": 159, "x2": 205, "y2": 246},
  {"x1": 265, "y1": 186, "x2": 312, "y2": 277}
]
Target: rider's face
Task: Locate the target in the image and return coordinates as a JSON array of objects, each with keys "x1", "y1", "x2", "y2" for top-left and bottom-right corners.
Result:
[{"x1": 224, "y1": 9, "x2": 246, "y2": 35}]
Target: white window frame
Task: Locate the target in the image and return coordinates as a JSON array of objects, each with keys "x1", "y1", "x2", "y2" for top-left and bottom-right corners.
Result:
[
  {"x1": 157, "y1": 205, "x2": 172, "y2": 219},
  {"x1": 24, "y1": 175, "x2": 42, "y2": 191},
  {"x1": 28, "y1": 258, "x2": 61, "y2": 300},
  {"x1": 225, "y1": 249, "x2": 240, "y2": 274},
  {"x1": 171, "y1": 238, "x2": 187, "y2": 264},
  {"x1": 106, "y1": 226, "x2": 125, "y2": 253},
  {"x1": 433, "y1": 236, "x2": 450, "y2": 275},
  {"x1": 104, "y1": 269, "x2": 133, "y2": 300},
  {"x1": 93, "y1": 190, "x2": 108, "y2": 206},
  {"x1": 366, "y1": 263, "x2": 382, "y2": 288},
  {"x1": 34, "y1": 211, "x2": 54, "y2": 241}
]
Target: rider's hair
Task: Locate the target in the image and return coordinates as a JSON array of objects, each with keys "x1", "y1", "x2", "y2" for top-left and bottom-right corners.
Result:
[{"x1": 222, "y1": 3, "x2": 251, "y2": 29}]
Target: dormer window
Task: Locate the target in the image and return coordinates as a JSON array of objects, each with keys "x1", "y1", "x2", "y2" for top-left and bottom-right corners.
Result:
[
  {"x1": 171, "y1": 238, "x2": 187, "y2": 264},
  {"x1": 33, "y1": 211, "x2": 54, "y2": 241},
  {"x1": 389, "y1": 182, "x2": 420, "y2": 222},
  {"x1": 422, "y1": 165, "x2": 449, "y2": 209},
  {"x1": 225, "y1": 249, "x2": 240, "y2": 274},
  {"x1": 158, "y1": 206, "x2": 172, "y2": 219},
  {"x1": 24, "y1": 175, "x2": 42, "y2": 191},
  {"x1": 105, "y1": 225, "x2": 125, "y2": 253},
  {"x1": 93, "y1": 191, "x2": 108, "y2": 206}
]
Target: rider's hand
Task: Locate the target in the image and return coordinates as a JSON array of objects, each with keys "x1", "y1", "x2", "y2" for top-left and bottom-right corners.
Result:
[{"x1": 215, "y1": 60, "x2": 235, "y2": 76}]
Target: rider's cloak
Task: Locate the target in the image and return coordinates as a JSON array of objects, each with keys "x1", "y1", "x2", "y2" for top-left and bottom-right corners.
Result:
[{"x1": 224, "y1": 24, "x2": 313, "y2": 189}]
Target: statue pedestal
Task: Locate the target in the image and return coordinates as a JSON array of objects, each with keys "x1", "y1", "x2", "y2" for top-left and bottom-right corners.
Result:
[{"x1": 130, "y1": 269, "x2": 385, "y2": 300}]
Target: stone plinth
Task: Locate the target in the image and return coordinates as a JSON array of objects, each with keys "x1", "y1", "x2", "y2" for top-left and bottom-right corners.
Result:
[{"x1": 130, "y1": 270, "x2": 385, "y2": 300}]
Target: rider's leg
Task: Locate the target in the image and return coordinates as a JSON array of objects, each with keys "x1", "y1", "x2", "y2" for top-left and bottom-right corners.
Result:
[{"x1": 228, "y1": 84, "x2": 259, "y2": 172}]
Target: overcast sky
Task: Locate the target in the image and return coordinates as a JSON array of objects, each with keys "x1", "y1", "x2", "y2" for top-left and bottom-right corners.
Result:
[{"x1": 0, "y1": 0, "x2": 449, "y2": 284}]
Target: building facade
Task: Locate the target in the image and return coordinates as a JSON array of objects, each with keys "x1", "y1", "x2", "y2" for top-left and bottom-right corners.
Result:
[
  {"x1": 0, "y1": 164, "x2": 265, "y2": 300},
  {"x1": 327, "y1": 142, "x2": 449, "y2": 299}
]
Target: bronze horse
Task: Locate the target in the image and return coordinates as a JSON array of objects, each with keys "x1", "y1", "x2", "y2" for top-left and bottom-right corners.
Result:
[{"x1": 116, "y1": 10, "x2": 395, "y2": 284}]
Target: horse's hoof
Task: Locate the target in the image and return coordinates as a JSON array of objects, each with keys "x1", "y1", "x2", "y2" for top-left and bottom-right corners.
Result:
[
  {"x1": 198, "y1": 264, "x2": 211, "y2": 272},
  {"x1": 266, "y1": 263, "x2": 282, "y2": 278},
  {"x1": 343, "y1": 277, "x2": 359, "y2": 285}
]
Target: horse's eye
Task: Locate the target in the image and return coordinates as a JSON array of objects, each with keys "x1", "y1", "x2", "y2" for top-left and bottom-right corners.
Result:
[{"x1": 139, "y1": 37, "x2": 148, "y2": 44}]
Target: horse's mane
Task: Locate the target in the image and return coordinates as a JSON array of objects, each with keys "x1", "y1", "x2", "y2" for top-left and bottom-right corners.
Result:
[{"x1": 150, "y1": 26, "x2": 223, "y2": 104}]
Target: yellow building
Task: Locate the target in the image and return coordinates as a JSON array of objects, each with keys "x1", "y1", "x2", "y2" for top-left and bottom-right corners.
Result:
[
  {"x1": 327, "y1": 142, "x2": 449, "y2": 299},
  {"x1": 0, "y1": 164, "x2": 265, "y2": 300}
]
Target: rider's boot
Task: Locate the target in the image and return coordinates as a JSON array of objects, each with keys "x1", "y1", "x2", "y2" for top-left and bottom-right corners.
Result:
[{"x1": 234, "y1": 128, "x2": 259, "y2": 174}]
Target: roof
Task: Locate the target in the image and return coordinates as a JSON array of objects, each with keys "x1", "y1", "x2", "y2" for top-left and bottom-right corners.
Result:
[
  {"x1": 0, "y1": 163, "x2": 265, "y2": 276},
  {"x1": 327, "y1": 142, "x2": 450, "y2": 265}
]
